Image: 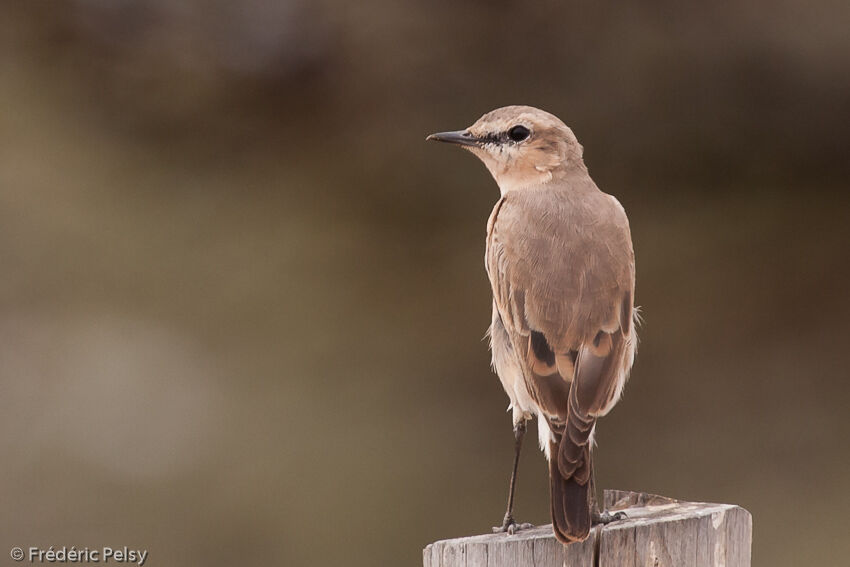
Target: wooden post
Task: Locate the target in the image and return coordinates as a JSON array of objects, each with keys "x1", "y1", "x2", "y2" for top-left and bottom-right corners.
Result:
[{"x1": 423, "y1": 490, "x2": 751, "y2": 567}]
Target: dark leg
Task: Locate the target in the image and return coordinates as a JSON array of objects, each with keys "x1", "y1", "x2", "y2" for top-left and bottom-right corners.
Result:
[
  {"x1": 589, "y1": 454, "x2": 627, "y2": 525},
  {"x1": 492, "y1": 420, "x2": 534, "y2": 534}
]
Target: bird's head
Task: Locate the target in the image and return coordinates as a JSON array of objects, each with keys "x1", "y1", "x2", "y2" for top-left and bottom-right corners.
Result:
[{"x1": 427, "y1": 105, "x2": 585, "y2": 194}]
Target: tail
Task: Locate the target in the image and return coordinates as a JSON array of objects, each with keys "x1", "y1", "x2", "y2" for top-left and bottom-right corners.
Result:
[
  {"x1": 550, "y1": 324, "x2": 632, "y2": 544},
  {"x1": 548, "y1": 427, "x2": 594, "y2": 545},
  {"x1": 547, "y1": 364, "x2": 599, "y2": 545}
]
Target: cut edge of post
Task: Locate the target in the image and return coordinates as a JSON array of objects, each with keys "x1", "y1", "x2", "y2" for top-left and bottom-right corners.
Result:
[{"x1": 423, "y1": 490, "x2": 752, "y2": 567}]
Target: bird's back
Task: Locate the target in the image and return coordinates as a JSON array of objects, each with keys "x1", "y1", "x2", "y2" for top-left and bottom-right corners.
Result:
[{"x1": 486, "y1": 182, "x2": 634, "y2": 353}]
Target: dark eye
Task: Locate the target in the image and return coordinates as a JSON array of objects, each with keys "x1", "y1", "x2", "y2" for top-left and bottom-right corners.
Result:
[{"x1": 508, "y1": 125, "x2": 530, "y2": 142}]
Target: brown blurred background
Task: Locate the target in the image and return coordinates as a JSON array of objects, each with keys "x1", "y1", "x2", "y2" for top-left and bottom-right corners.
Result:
[{"x1": 1, "y1": 2, "x2": 848, "y2": 566}]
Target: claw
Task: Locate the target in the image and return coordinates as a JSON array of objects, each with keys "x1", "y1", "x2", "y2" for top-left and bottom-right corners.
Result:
[
  {"x1": 492, "y1": 516, "x2": 534, "y2": 534},
  {"x1": 593, "y1": 510, "x2": 627, "y2": 525}
]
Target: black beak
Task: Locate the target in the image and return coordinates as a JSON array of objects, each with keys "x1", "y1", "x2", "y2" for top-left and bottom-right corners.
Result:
[{"x1": 425, "y1": 130, "x2": 480, "y2": 147}]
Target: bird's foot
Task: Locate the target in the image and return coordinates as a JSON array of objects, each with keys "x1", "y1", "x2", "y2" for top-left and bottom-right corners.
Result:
[
  {"x1": 592, "y1": 509, "x2": 627, "y2": 525},
  {"x1": 492, "y1": 514, "x2": 534, "y2": 535}
]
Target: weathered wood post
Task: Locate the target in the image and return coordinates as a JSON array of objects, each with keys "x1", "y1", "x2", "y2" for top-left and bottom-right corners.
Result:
[{"x1": 423, "y1": 490, "x2": 751, "y2": 567}]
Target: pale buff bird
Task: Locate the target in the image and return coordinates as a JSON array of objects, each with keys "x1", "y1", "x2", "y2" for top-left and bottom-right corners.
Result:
[{"x1": 427, "y1": 106, "x2": 637, "y2": 544}]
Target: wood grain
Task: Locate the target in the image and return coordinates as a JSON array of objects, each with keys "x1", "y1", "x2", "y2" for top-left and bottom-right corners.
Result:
[{"x1": 423, "y1": 490, "x2": 751, "y2": 567}]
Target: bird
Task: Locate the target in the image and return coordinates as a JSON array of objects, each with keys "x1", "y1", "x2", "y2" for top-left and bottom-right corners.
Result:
[{"x1": 427, "y1": 106, "x2": 637, "y2": 545}]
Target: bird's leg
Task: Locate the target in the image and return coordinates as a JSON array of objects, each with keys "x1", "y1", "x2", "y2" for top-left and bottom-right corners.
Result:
[
  {"x1": 589, "y1": 457, "x2": 627, "y2": 525},
  {"x1": 492, "y1": 420, "x2": 534, "y2": 534}
]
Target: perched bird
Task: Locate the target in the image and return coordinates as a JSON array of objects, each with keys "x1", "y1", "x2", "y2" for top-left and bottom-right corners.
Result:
[{"x1": 427, "y1": 106, "x2": 637, "y2": 544}]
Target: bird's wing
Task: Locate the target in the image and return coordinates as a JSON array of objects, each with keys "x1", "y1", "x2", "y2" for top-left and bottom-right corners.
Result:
[{"x1": 485, "y1": 186, "x2": 635, "y2": 424}]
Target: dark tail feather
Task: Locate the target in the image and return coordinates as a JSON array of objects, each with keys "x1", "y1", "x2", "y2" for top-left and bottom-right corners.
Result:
[
  {"x1": 548, "y1": 438, "x2": 592, "y2": 544},
  {"x1": 549, "y1": 326, "x2": 629, "y2": 545}
]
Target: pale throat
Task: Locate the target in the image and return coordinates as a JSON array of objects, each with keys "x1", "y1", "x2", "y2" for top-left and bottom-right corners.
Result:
[
  {"x1": 486, "y1": 160, "x2": 558, "y2": 195},
  {"x1": 469, "y1": 146, "x2": 566, "y2": 194}
]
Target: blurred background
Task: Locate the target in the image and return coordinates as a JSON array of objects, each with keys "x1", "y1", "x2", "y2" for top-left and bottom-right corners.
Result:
[{"x1": 1, "y1": 1, "x2": 848, "y2": 566}]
